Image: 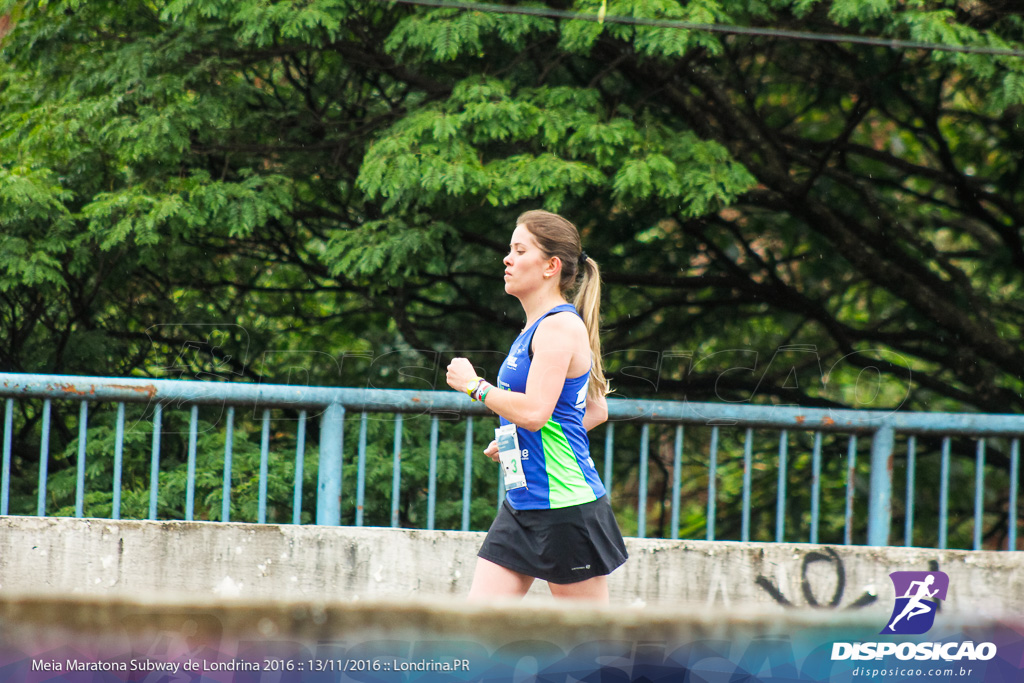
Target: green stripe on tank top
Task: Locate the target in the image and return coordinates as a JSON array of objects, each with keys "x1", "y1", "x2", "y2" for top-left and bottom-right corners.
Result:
[{"x1": 540, "y1": 419, "x2": 597, "y2": 508}]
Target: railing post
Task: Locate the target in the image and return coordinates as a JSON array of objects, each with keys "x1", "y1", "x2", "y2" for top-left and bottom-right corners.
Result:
[
  {"x1": 317, "y1": 403, "x2": 345, "y2": 526},
  {"x1": 2, "y1": 398, "x2": 12, "y2": 517},
  {"x1": 637, "y1": 424, "x2": 649, "y2": 539},
  {"x1": 112, "y1": 402, "x2": 125, "y2": 520},
  {"x1": 867, "y1": 424, "x2": 895, "y2": 546}
]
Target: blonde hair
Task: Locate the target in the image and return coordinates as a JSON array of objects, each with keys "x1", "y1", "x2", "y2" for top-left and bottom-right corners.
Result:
[{"x1": 516, "y1": 209, "x2": 610, "y2": 400}]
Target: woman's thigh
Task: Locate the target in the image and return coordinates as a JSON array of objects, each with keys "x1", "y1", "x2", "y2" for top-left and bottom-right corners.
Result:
[
  {"x1": 547, "y1": 575, "x2": 608, "y2": 602},
  {"x1": 468, "y1": 557, "x2": 535, "y2": 601}
]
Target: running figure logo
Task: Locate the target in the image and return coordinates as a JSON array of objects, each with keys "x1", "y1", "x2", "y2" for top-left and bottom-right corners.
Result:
[{"x1": 881, "y1": 571, "x2": 949, "y2": 635}]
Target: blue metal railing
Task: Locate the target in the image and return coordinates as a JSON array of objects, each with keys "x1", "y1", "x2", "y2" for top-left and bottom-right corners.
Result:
[{"x1": 0, "y1": 372, "x2": 1020, "y2": 550}]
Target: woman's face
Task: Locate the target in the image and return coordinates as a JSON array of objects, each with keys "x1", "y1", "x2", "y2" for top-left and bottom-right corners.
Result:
[{"x1": 503, "y1": 224, "x2": 557, "y2": 297}]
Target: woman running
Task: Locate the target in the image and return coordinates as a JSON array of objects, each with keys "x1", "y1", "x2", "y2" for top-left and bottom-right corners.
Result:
[{"x1": 446, "y1": 209, "x2": 628, "y2": 602}]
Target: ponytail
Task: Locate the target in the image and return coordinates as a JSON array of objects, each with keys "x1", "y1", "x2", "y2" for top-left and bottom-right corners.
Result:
[{"x1": 574, "y1": 256, "x2": 611, "y2": 401}]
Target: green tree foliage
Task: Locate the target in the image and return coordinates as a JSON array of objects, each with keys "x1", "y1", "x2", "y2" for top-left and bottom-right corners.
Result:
[{"x1": 1, "y1": 0, "x2": 1022, "y2": 546}]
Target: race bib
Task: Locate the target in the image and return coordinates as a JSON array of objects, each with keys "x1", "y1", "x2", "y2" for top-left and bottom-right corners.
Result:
[{"x1": 494, "y1": 424, "x2": 527, "y2": 491}]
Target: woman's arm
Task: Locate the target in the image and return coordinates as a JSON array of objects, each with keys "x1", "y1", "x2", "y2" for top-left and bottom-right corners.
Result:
[
  {"x1": 446, "y1": 314, "x2": 579, "y2": 432},
  {"x1": 469, "y1": 385, "x2": 604, "y2": 463},
  {"x1": 582, "y1": 391, "x2": 608, "y2": 431}
]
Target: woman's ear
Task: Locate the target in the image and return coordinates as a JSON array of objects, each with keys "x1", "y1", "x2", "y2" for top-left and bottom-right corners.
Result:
[{"x1": 545, "y1": 256, "x2": 562, "y2": 279}]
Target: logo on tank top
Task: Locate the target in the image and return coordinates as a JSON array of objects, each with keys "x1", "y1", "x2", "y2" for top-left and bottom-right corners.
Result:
[
  {"x1": 574, "y1": 381, "x2": 588, "y2": 411},
  {"x1": 506, "y1": 352, "x2": 519, "y2": 370}
]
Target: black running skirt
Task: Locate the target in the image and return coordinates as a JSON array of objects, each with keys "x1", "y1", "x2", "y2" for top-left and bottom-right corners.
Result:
[{"x1": 477, "y1": 495, "x2": 628, "y2": 584}]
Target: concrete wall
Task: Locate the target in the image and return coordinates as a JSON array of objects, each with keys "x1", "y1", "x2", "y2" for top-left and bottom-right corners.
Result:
[{"x1": 1, "y1": 515, "x2": 1021, "y2": 617}]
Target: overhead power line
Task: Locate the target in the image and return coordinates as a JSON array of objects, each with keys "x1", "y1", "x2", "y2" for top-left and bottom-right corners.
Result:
[{"x1": 378, "y1": 0, "x2": 1024, "y2": 59}]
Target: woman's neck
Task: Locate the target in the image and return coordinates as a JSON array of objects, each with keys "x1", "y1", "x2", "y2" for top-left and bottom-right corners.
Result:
[{"x1": 519, "y1": 289, "x2": 569, "y2": 330}]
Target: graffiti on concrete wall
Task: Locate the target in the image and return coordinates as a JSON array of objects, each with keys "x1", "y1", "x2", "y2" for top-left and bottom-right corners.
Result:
[{"x1": 753, "y1": 549, "x2": 942, "y2": 610}]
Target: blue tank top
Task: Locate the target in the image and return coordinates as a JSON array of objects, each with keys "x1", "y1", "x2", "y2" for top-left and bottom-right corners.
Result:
[{"x1": 495, "y1": 303, "x2": 607, "y2": 510}]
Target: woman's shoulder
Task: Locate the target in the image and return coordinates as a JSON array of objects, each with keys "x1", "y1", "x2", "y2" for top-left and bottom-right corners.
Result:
[{"x1": 534, "y1": 308, "x2": 586, "y2": 339}]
